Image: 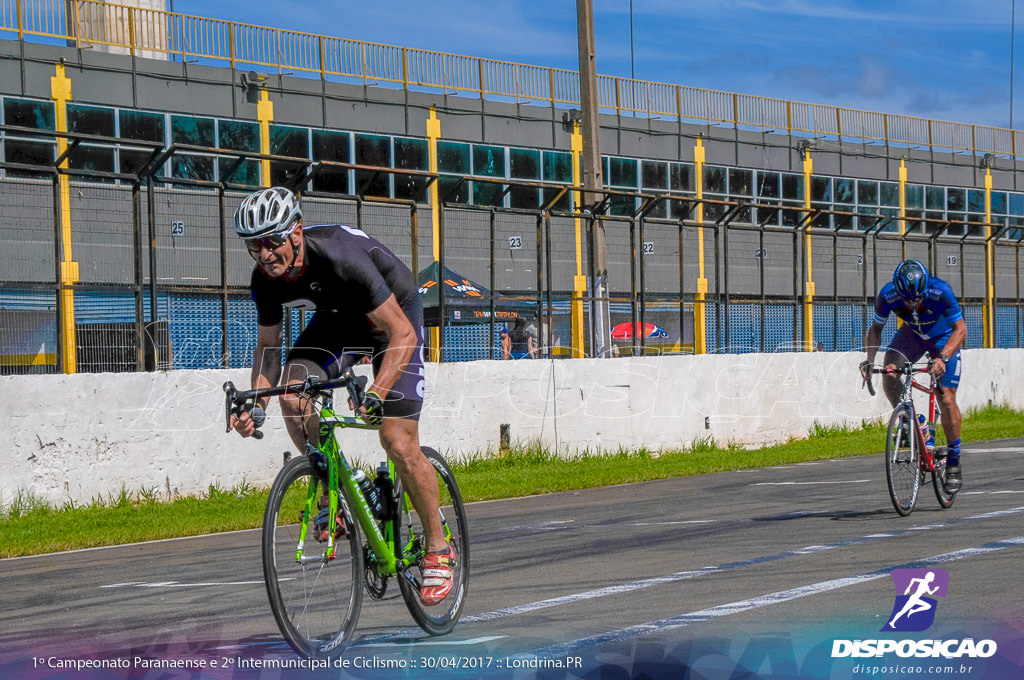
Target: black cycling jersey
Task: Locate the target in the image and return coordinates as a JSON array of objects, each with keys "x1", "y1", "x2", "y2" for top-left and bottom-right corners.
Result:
[
  {"x1": 252, "y1": 224, "x2": 418, "y2": 331},
  {"x1": 250, "y1": 223, "x2": 425, "y2": 418}
]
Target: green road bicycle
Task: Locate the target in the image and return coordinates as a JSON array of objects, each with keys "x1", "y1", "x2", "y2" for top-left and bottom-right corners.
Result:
[
  {"x1": 863, "y1": 360, "x2": 956, "y2": 516},
  {"x1": 223, "y1": 371, "x2": 469, "y2": 658}
]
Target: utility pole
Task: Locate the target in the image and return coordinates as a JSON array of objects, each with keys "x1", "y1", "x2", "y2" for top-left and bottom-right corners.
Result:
[{"x1": 576, "y1": 0, "x2": 611, "y2": 357}]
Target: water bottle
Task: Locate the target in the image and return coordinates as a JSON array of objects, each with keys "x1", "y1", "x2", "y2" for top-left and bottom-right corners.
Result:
[
  {"x1": 917, "y1": 414, "x2": 934, "y2": 454},
  {"x1": 352, "y1": 469, "x2": 383, "y2": 519},
  {"x1": 374, "y1": 462, "x2": 394, "y2": 520}
]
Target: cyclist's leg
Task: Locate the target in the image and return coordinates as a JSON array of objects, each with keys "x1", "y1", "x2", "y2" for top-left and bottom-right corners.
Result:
[
  {"x1": 936, "y1": 351, "x2": 962, "y2": 457},
  {"x1": 379, "y1": 417, "x2": 445, "y2": 552},
  {"x1": 883, "y1": 328, "x2": 925, "y2": 406}
]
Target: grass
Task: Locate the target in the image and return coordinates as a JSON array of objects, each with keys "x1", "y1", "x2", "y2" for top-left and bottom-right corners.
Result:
[{"x1": 2, "y1": 405, "x2": 1022, "y2": 559}]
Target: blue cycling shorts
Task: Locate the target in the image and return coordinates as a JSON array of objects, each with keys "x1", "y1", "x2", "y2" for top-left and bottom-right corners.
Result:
[{"x1": 884, "y1": 325, "x2": 961, "y2": 389}]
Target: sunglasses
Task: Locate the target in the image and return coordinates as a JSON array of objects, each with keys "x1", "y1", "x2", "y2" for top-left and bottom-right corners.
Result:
[{"x1": 244, "y1": 223, "x2": 297, "y2": 254}]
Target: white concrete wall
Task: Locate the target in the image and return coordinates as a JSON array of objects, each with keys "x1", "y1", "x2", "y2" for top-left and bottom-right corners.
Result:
[{"x1": 3, "y1": 349, "x2": 1023, "y2": 507}]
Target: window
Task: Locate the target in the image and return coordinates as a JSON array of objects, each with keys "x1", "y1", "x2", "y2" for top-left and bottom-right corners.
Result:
[
  {"x1": 606, "y1": 157, "x2": 637, "y2": 215},
  {"x1": 728, "y1": 168, "x2": 752, "y2": 197},
  {"x1": 352, "y1": 133, "x2": 390, "y2": 198},
  {"x1": 542, "y1": 150, "x2": 571, "y2": 210},
  {"x1": 811, "y1": 176, "x2": 832, "y2": 202},
  {"x1": 270, "y1": 124, "x2": 309, "y2": 187},
  {"x1": 992, "y1": 191, "x2": 1007, "y2": 216},
  {"x1": 757, "y1": 171, "x2": 780, "y2": 199},
  {"x1": 879, "y1": 182, "x2": 899, "y2": 207},
  {"x1": 4, "y1": 97, "x2": 55, "y2": 130},
  {"x1": 906, "y1": 184, "x2": 923, "y2": 209},
  {"x1": 67, "y1": 104, "x2": 115, "y2": 180},
  {"x1": 473, "y1": 144, "x2": 506, "y2": 206},
  {"x1": 218, "y1": 119, "x2": 260, "y2": 186},
  {"x1": 171, "y1": 115, "x2": 214, "y2": 146},
  {"x1": 394, "y1": 137, "x2": 428, "y2": 203},
  {"x1": 967, "y1": 189, "x2": 985, "y2": 214},
  {"x1": 642, "y1": 160, "x2": 669, "y2": 218},
  {"x1": 668, "y1": 162, "x2": 694, "y2": 220},
  {"x1": 438, "y1": 141, "x2": 470, "y2": 204},
  {"x1": 510, "y1": 147, "x2": 541, "y2": 209},
  {"x1": 312, "y1": 129, "x2": 350, "y2": 194},
  {"x1": 119, "y1": 110, "x2": 164, "y2": 177},
  {"x1": 703, "y1": 165, "x2": 726, "y2": 194},
  {"x1": 169, "y1": 155, "x2": 213, "y2": 181},
  {"x1": 119, "y1": 110, "x2": 164, "y2": 142},
  {"x1": 856, "y1": 180, "x2": 878, "y2": 206},
  {"x1": 68, "y1": 104, "x2": 115, "y2": 137},
  {"x1": 607, "y1": 157, "x2": 638, "y2": 187},
  {"x1": 946, "y1": 187, "x2": 965, "y2": 212},
  {"x1": 3, "y1": 97, "x2": 55, "y2": 174},
  {"x1": 170, "y1": 115, "x2": 215, "y2": 181}
]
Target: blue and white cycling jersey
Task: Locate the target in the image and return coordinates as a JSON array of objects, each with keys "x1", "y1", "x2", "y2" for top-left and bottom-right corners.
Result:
[{"x1": 873, "y1": 277, "x2": 963, "y2": 342}]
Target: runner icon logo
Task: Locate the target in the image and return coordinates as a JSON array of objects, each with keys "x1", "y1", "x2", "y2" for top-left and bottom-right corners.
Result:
[{"x1": 881, "y1": 568, "x2": 949, "y2": 632}]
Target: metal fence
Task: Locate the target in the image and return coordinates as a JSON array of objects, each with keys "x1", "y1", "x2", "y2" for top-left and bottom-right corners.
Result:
[
  {"x1": 1, "y1": 135, "x2": 1023, "y2": 374},
  {"x1": 4, "y1": 0, "x2": 1024, "y2": 157}
]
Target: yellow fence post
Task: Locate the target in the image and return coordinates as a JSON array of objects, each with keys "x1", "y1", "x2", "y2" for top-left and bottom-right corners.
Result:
[
  {"x1": 570, "y1": 121, "x2": 586, "y2": 357},
  {"x1": 898, "y1": 159, "x2": 907, "y2": 261},
  {"x1": 984, "y1": 165, "x2": 995, "y2": 348},
  {"x1": 257, "y1": 89, "x2": 273, "y2": 187},
  {"x1": 802, "y1": 147, "x2": 814, "y2": 351},
  {"x1": 426, "y1": 107, "x2": 442, "y2": 362},
  {"x1": 52, "y1": 64, "x2": 78, "y2": 373},
  {"x1": 693, "y1": 137, "x2": 708, "y2": 355}
]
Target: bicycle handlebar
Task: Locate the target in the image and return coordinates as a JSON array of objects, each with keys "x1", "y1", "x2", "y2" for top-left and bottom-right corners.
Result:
[
  {"x1": 861, "y1": 360, "x2": 935, "y2": 398},
  {"x1": 223, "y1": 370, "x2": 368, "y2": 440}
]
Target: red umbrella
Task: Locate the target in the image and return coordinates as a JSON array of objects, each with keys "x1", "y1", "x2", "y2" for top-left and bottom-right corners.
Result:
[{"x1": 610, "y1": 322, "x2": 669, "y2": 340}]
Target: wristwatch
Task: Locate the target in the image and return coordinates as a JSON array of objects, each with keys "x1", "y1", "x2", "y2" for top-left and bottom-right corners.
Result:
[{"x1": 937, "y1": 353, "x2": 949, "y2": 363}]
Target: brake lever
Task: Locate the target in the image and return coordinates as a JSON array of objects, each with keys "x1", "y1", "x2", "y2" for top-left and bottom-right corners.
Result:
[{"x1": 222, "y1": 381, "x2": 264, "y2": 439}]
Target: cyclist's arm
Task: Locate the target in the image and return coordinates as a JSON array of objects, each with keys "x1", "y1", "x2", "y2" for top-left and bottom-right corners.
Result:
[
  {"x1": 935, "y1": 317, "x2": 966, "y2": 366},
  {"x1": 252, "y1": 322, "x2": 284, "y2": 405},
  {"x1": 365, "y1": 294, "x2": 416, "y2": 401},
  {"x1": 865, "y1": 320, "x2": 885, "y2": 366},
  {"x1": 232, "y1": 323, "x2": 282, "y2": 437}
]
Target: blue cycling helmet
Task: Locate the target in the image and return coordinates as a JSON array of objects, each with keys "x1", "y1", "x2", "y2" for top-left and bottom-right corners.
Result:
[{"x1": 892, "y1": 259, "x2": 929, "y2": 301}]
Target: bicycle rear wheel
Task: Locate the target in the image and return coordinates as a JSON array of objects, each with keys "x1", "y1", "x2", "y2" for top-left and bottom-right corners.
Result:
[
  {"x1": 394, "y1": 446, "x2": 469, "y2": 636},
  {"x1": 262, "y1": 455, "x2": 363, "y2": 658},
  {"x1": 931, "y1": 452, "x2": 956, "y2": 509}
]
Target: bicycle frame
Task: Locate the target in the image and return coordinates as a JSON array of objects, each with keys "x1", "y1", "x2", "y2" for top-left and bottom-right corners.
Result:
[
  {"x1": 890, "y1": 363, "x2": 941, "y2": 473},
  {"x1": 224, "y1": 375, "x2": 412, "y2": 577}
]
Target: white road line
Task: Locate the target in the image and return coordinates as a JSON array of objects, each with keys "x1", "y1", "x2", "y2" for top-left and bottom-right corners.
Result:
[
  {"x1": 526, "y1": 536, "x2": 1024, "y2": 659},
  {"x1": 103, "y1": 581, "x2": 266, "y2": 588},
  {"x1": 751, "y1": 480, "x2": 871, "y2": 486}
]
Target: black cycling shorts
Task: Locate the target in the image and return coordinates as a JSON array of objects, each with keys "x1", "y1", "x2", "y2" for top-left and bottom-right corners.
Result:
[{"x1": 285, "y1": 311, "x2": 425, "y2": 420}]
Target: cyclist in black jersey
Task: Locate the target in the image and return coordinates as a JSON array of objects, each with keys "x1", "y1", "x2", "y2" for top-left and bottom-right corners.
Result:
[{"x1": 227, "y1": 187, "x2": 455, "y2": 605}]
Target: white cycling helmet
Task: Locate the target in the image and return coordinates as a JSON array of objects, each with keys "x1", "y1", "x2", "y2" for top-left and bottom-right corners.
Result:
[{"x1": 233, "y1": 187, "x2": 302, "y2": 239}]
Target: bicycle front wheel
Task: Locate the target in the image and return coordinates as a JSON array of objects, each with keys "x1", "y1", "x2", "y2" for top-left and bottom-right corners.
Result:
[
  {"x1": 394, "y1": 446, "x2": 469, "y2": 636},
  {"x1": 262, "y1": 455, "x2": 363, "y2": 659},
  {"x1": 885, "y1": 407, "x2": 921, "y2": 516}
]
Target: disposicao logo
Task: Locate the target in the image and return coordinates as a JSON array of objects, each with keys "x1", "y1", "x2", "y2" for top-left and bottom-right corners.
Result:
[
  {"x1": 831, "y1": 567, "x2": 998, "y2": 660},
  {"x1": 881, "y1": 568, "x2": 948, "y2": 632}
]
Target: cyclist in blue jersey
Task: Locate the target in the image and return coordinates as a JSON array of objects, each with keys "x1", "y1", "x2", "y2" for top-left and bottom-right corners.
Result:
[{"x1": 860, "y1": 260, "x2": 967, "y2": 491}]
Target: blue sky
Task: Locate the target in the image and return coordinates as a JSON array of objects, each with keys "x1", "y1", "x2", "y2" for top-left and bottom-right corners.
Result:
[{"x1": 170, "y1": 1, "x2": 1021, "y2": 129}]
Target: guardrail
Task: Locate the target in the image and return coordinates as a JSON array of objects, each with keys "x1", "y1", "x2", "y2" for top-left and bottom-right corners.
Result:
[{"x1": 4, "y1": 0, "x2": 1024, "y2": 156}]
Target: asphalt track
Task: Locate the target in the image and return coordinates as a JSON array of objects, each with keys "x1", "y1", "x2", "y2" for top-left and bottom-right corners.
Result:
[{"x1": 2, "y1": 439, "x2": 1023, "y2": 680}]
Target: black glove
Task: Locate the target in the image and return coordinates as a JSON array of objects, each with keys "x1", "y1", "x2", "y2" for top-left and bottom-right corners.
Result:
[
  {"x1": 362, "y1": 391, "x2": 384, "y2": 426},
  {"x1": 859, "y1": 360, "x2": 872, "y2": 379}
]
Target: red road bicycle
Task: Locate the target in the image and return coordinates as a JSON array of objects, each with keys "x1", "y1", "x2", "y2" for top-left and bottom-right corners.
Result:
[{"x1": 863, "y1": 361, "x2": 956, "y2": 516}]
